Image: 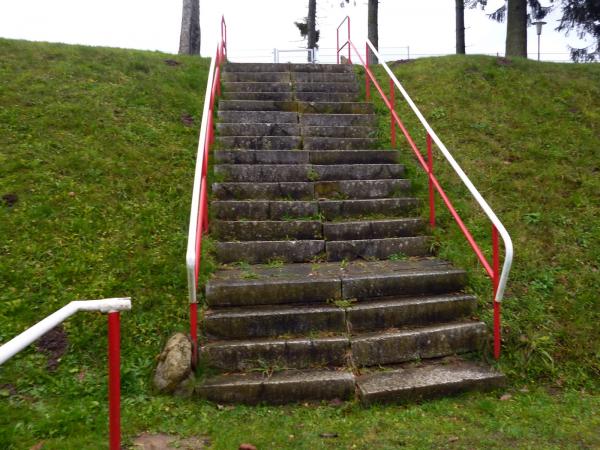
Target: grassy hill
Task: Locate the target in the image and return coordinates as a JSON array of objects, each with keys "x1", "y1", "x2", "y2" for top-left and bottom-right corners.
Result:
[{"x1": 0, "y1": 39, "x2": 599, "y2": 449}]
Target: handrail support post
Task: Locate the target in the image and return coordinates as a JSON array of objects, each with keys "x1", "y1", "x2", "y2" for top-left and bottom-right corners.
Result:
[
  {"x1": 492, "y1": 225, "x2": 501, "y2": 359},
  {"x1": 390, "y1": 79, "x2": 396, "y2": 148},
  {"x1": 108, "y1": 311, "x2": 121, "y2": 450},
  {"x1": 427, "y1": 133, "x2": 435, "y2": 228},
  {"x1": 365, "y1": 43, "x2": 370, "y2": 100}
]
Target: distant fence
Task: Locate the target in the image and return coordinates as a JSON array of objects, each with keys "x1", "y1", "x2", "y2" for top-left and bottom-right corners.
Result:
[{"x1": 226, "y1": 46, "x2": 586, "y2": 64}]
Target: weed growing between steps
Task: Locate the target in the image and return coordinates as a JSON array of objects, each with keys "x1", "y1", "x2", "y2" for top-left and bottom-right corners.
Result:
[{"x1": 1, "y1": 39, "x2": 599, "y2": 448}]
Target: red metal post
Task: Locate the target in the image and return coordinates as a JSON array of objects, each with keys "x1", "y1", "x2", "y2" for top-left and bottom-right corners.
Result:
[
  {"x1": 336, "y1": 29, "x2": 340, "y2": 64},
  {"x1": 107, "y1": 312, "x2": 120, "y2": 450},
  {"x1": 390, "y1": 78, "x2": 396, "y2": 148},
  {"x1": 427, "y1": 133, "x2": 435, "y2": 228},
  {"x1": 347, "y1": 17, "x2": 351, "y2": 63},
  {"x1": 492, "y1": 225, "x2": 501, "y2": 359},
  {"x1": 365, "y1": 43, "x2": 370, "y2": 100}
]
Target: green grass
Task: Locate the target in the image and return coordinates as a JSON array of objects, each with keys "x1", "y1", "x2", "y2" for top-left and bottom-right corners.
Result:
[{"x1": 1, "y1": 39, "x2": 599, "y2": 448}]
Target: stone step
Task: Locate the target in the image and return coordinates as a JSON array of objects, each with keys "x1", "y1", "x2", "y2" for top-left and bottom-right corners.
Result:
[
  {"x1": 214, "y1": 240, "x2": 325, "y2": 264},
  {"x1": 290, "y1": 63, "x2": 354, "y2": 73},
  {"x1": 217, "y1": 123, "x2": 300, "y2": 137},
  {"x1": 197, "y1": 369, "x2": 355, "y2": 405},
  {"x1": 213, "y1": 220, "x2": 322, "y2": 240},
  {"x1": 298, "y1": 102, "x2": 374, "y2": 114},
  {"x1": 292, "y1": 72, "x2": 356, "y2": 83},
  {"x1": 218, "y1": 110, "x2": 298, "y2": 124},
  {"x1": 205, "y1": 303, "x2": 346, "y2": 339},
  {"x1": 212, "y1": 200, "x2": 317, "y2": 220},
  {"x1": 300, "y1": 113, "x2": 377, "y2": 127},
  {"x1": 295, "y1": 82, "x2": 358, "y2": 93},
  {"x1": 326, "y1": 236, "x2": 431, "y2": 261},
  {"x1": 301, "y1": 126, "x2": 376, "y2": 138},
  {"x1": 347, "y1": 293, "x2": 477, "y2": 333},
  {"x1": 223, "y1": 92, "x2": 294, "y2": 101},
  {"x1": 319, "y1": 198, "x2": 419, "y2": 220},
  {"x1": 214, "y1": 150, "x2": 398, "y2": 165},
  {"x1": 213, "y1": 182, "x2": 313, "y2": 200},
  {"x1": 217, "y1": 136, "x2": 301, "y2": 150},
  {"x1": 223, "y1": 63, "x2": 291, "y2": 73},
  {"x1": 323, "y1": 218, "x2": 424, "y2": 240},
  {"x1": 352, "y1": 321, "x2": 488, "y2": 367},
  {"x1": 295, "y1": 92, "x2": 359, "y2": 102},
  {"x1": 223, "y1": 81, "x2": 293, "y2": 93},
  {"x1": 202, "y1": 336, "x2": 349, "y2": 372},
  {"x1": 357, "y1": 360, "x2": 505, "y2": 405},
  {"x1": 215, "y1": 164, "x2": 405, "y2": 182},
  {"x1": 315, "y1": 179, "x2": 410, "y2": 199},
  {"x1": 219, "y1": 100, "x2": 297, "y2": 112},
  {"x1": 303, "y1": 137, "x2": 379, "y2": 150},
  {"x1": 222, "y1": 71, "x2": 291, "y2": 83},
  {"x1": 205, "y1": 259, "x2": 466, "y2": 307}
]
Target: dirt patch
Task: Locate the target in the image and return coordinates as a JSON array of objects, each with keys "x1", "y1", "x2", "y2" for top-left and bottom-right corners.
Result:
[
  {"x1": 164, "y1": 59, "x2": 182, "y2": 67},
  {"x1": 390, "y1": 59, "x2": 413, "y2": 68},
  {"x1": 133, "y1": 433, "x2": 211, "y2": 449},
  {"x1": 0, "y1": 383, "x2": 18, "y2": 397},
  {"x1": 496, "y1": 57, "x2": 512, "y2": 66},
  {"x1": 35, "y1": 325, "x2": 68, "y2": 371},
  {"x1": 2, "y1": 193, "x2": 19, "y2": 207},
  {"x1": 181, "y1": 114, "x2": 195, "y2": 127}
]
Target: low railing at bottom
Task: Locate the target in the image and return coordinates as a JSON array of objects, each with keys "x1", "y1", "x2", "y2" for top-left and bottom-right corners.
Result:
[{"x1": 0, "y1": 297, "x2": 132, "y2": 450}]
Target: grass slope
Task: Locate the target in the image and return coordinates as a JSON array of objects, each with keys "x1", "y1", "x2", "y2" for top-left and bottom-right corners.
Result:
[{"x1": 0, "y1": 39, "x2": 599, "y2": 448}]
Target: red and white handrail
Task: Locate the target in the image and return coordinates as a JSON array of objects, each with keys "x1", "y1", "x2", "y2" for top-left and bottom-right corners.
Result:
[
  {"x1": 0, "y1": 297, "x2": 131, "y2": 450},
  {"x1": 186, "y1": 15, "x2": 227, "y2": 360},
  {"x1": 336, "y1": 17, "x2": 513, "y2": 358}
]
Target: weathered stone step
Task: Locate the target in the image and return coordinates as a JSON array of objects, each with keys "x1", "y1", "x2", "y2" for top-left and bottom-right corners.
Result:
[
  {"x1": 214, "y1": 150, "x2": 398, "y2": 165},
  {"x1": 303, "y1": 137, "x2": 379, "y2": 150},
  {"x1": 217, "y1": 136, "x2": 301, "y2": 150},
  {"x1": 347, "y1": 293, "x2": 477, "y2": 332},
  {"x1": 300, "y1": 113, "x2": 377, "y2": 127},
  {"x1": 205, "y1": 259, "x2": 466, "y2": 307},
  {"x1": 323, "y1": 218, "x2": 424, "y2": 240},
  {"x1": 319, "y1": 198, "x2": 418, "y2": 220},
  {"x1": 205, "y1": 303, "x2": 346, "y2": 339},
  {"x1": 298, "y1": 102, "x2": 374, "y2": 114},
  {"x1": 315, "y1": 179, "x2": 410, "y2": 199},
  {"x1": 202, "y1": 336, "x2": 349, "y2": 372},
  {"x1": 197, "y1": 369, "x2": 355, "y2": 405},
  {"x1": 223, "y1": 82, "x2": 293, "y2": 93},
  {"x1": 357, "y1": 360, "x2": 505, "y2": 405},
  {"x1": 214, "y1": 240, "x2": 325, "y2": 264},
  {"x1": 215, "y1": 164, "x2": 405, "y2": 182},
  {"x1": 212, "y1": 200, "x2": 317, "y2": 220},
  {"x1": 213, "y1": 220, "x2": 322, "y2": 240},
  {"x1": 295, "y1": 92, "x2": 359, "y2": 102},
  {"x1": 224, "y1": 92, "x2": 294, "y2": 101},
  {"x1": 301, "y1": 125, "x2": 376, "y2": 138},
  {"x1": 219, "y1": 100, "x2": 297, "y2": 112},
  {"x1": 213, "y1": 181, "x2": 313, "y2": 200},
  {"x1": 222, "y1": 71, "x2": 291, "y2": 82},
  {"x1": 217, "y1": 123, "x2": 300, "y2": 137},
  {"x1": 292, "y1": 72, "x2": 356, "y2": 82},
  {"x1": 352, "y1": 321, "x2": 487, "y2": 367},
  {"x1": 218, "y1": 110, "x2": 298, "y2": 124},
  {"x1": 326, "y1": 236, "x2": 430, "y2": 261},
  {"x1": 290, "y1": 63, "x2": 353, "y2": 73},
  {"x1": 223, "y1": 63, "x2": 290, "y2": 73},
  {"x1": 296, "y1": 82, "x2": 358, "y2": 93}
]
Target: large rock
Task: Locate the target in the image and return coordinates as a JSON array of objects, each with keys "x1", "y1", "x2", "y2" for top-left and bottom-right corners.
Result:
[{"x1": 154, "y1": 333, "x2": 192, "y2": 393}]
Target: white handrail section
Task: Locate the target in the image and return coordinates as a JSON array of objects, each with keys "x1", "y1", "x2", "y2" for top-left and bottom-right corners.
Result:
[
  {"x1": 0, "y1": 298, "x2": 131, "y2": 365},
  {"x1": 366, "y1": 39, "x2": 514, "y2": 302},
  {"x1": 185, "y1": 54, "x2": 217, "y2": 305}
]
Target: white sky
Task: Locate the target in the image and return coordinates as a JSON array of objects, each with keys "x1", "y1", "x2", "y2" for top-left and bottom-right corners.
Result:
[{"x1": 0, "y1": 0, "x2": 591, "y2": 62}]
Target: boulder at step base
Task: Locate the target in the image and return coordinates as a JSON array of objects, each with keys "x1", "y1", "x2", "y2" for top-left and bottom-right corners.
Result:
[{"x1": 153, "y1": 333, "x2": 194, "y2": 396}]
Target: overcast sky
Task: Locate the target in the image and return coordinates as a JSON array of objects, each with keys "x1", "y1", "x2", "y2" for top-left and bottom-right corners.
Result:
[{"x1": 0, "y1": 0, "x2": 591, "y2": 63}]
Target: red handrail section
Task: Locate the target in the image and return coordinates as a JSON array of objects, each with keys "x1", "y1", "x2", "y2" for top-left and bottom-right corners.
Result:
[
  {"x1": 336, "y1": 17, "x2": 511, "y2": 359},
  {"x1": 336, "y1": 16, "x2": 351, "y2": 64},
  {"x1": 187, "y1": 16, "x2": 227, "y2": 361}
]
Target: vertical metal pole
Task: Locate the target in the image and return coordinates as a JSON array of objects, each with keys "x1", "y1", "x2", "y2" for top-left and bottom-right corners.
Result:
[
  {"x1": 537, "y1": 35, "x2": 541, "y2": 61},
  {"x1": 108, "y1": 312, "x2": 120, "y2": 450},
  {"x1": 427, "y1": 133, "x2": 435, "y2": 228},
  {"x1": 347, "y1": 17, "x2": 351, "y2": 63},
  {"x1": 190, "y1": 303, "x2": 198, "y2": 365},
  {"x1": 336, "y1": 30, "x2": 340, "y2": 64},
  {"x1": 492, "y1": 225, "x2": 501, "y2": 359},
  {"x1": 390, "y1": 78, "x2": 396, "y2": 148},
  {"x1": 365, "y1": 43, "x2": 370, "y2": 100}
]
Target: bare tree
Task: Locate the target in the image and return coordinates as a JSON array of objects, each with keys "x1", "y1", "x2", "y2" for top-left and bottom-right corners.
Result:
[
  {"x1": 179, "y1": 0, "x2": 201, "y2": 55},
  {"x1": 368, "y1": 0, "x2": 379, "y2": 63}
]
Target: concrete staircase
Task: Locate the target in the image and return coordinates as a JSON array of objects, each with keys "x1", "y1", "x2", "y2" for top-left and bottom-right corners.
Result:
[{"x1": 197, "y1": 62, "x2": 504, "y2": 405}]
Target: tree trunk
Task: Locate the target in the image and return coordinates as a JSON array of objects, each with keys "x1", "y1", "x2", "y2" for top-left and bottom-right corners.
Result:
[
  {"x1": 307, "y1": 0, "x2": 317, "y2": 62},
  {"x1": 368, "y1": 0, "x2": 379, "y2": 64},
  {"x1": 455, "y1": 0, "x2": 466, "y2": 54},
  {"x1": 505, "y1": 0, "x2": 527, "y2": 58},
  {"x1": 179, "y1": 0, "x2": 201, "y2": 55}
]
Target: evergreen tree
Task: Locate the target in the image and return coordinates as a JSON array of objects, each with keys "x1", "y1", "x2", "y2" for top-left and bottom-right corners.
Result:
[{"x1": 557, "y1": 0, "x2": 600, "y2": 61}]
